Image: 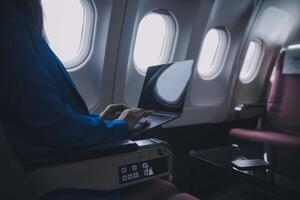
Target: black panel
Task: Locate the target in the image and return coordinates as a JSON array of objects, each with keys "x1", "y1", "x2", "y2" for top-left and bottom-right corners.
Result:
[{"x1": 119, "y1": 157, "x2": 168, "y2": 184}]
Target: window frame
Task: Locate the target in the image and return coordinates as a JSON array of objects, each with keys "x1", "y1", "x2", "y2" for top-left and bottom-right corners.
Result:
[
  {"x1": 239, "y1": 39, "x2": 265, "y2": 84},
  {"x1": 197, "y1": 28, "x2": 230, "y2": 80},
  {"x1": 42, "y1": 0, "x2": 96, "y2": 69},
  {"x1": 132, "y1": 10, "x2": 177, "y2": 75}
]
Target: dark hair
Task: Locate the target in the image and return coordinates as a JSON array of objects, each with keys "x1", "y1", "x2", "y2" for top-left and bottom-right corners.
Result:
[{"x1": 10, "y1": 0, "x2": 44, "y2": 32}]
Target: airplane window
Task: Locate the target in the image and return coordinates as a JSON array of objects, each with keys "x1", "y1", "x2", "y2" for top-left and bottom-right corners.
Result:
[
  {"x1": 239, "y1": 40, "x2": 264, "y2": 84},
  {"x1": 133, "y1": 11, "x2": 176, "y2": 74},
  {"x1": 197, "y1": 28, "x2": 229, "y2": 80},
  {"x1": 42, "y1": 0, "x2": 86, "y2": 67}
]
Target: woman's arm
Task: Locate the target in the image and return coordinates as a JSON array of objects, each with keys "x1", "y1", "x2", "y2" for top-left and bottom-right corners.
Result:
[{"x1": 0, "y1": 17, "x2": 128, "y2": 153}]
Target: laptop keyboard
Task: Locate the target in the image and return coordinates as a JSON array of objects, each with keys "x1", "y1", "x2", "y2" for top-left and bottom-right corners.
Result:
[
  {"x1": 132, "y1": 113, "x2": 177, "y2": 133},
  {"x1": 142, "y1": 113, "x2": 174, "y2": 123}
]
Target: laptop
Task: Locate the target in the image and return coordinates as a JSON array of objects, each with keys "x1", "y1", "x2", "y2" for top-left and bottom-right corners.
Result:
[{"x1": 131, "y1": 59, "x2": 194, "y2": 134}]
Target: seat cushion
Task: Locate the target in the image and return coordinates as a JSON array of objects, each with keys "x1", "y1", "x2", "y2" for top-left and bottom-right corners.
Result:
[
  {"x1": 122, "y1": 178, "x2": 178, "y2": 200},
  {"x1": 168, "y1": 193, "x2": 199, "y2": 200},
  {"x1": 230, "y1": 128, "x2": 300, "y2": 146}
]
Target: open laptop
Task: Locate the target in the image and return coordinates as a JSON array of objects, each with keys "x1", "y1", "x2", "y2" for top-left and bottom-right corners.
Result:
[{"x1": 131, "y1": 60, "x2": 194, "y2": 134}]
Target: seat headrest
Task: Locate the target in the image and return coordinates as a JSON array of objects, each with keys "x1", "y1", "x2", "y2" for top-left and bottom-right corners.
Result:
[{"x1": 282, "y1": 48, "x2": 300, "y2": 75}]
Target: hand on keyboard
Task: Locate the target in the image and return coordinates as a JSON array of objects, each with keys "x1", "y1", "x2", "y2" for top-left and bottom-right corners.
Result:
[
  {"x1": 130, "y1": 120, "x2": 151, "y2": 133},
  {"x1": 118, "y1": 108, "x2": 153, "y2": 130}
]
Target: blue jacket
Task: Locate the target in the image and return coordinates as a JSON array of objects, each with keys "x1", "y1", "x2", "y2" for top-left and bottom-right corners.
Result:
[{"x1": 0, "y1": 1, "x2": 128, "y2": 199}]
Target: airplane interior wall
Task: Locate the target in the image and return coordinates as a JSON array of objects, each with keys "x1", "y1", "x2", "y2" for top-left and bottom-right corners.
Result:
[
  {"x1": 66, "y1": 0, "x2": 126, "y2": 112},
  {"x1": 113, "y1": 0, "x2": 202, "y2": 109},
  {"x1": 179, "y1": 0, "x2": 256, "y2": 126},
  {"x1": 63, "y1": 0, "x2": 300, "y2": 129},
  {"x1": 232, "y1": 0, "x2": 300, "y2": 119},
  {"x1": 3, "y1": 0, "x2": 300, "y2": 198},
  {"x1": 113, "y1": 0, "x2": 257, "y2": 127}
]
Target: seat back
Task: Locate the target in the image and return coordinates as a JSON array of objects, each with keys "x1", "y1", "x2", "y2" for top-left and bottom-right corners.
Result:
[
  {"x1": 0, "y1": 124, "x2": 38, "y2": 200},
  {"x1": 266, "y1": 49, "x2": 300, "y2": 136}
]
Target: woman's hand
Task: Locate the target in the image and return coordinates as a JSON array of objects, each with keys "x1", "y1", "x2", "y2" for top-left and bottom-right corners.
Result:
[
  {"x1": 100, "y1": 103, "x2": 129, "y2": 120},
  {"x1": 118, "y1": 108, "x2": 153, "y2": 130}
]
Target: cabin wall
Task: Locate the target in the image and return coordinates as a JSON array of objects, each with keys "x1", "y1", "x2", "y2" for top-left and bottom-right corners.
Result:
[
  {"x1": 113, "y1": 0, "x2": 202, "y2": 108},
  {"x1": 232, "y1": 0, "x2": 300, "y2": 118},
  {"x1": 66, "y1": 0, "x2": 127, "y2": 112},
  {"x1": 61, "y1": 0, "x2": 300, "y2": 127},
  {"x1": 113, "y1": 0, "x2": 257, "y2": 127}
]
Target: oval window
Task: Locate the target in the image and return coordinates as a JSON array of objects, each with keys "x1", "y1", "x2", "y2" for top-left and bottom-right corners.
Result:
[
  {"x1": 133, "y1": 11, "x2": 176, "y2": 74},
  {"x1": 197, "y1": 28, "x2": 229, "y2": 80},
  {"x1": 239, "y1": 40, "x2": 264, "y2": 84},
  {"x1": 42, "y1": 0, "x2": 93, "y2": 67}
]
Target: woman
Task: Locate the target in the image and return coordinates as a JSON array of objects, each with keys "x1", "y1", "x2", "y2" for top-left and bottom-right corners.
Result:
[{"x1": 0, "y1": 0, "x2": 159, "y2": 199}]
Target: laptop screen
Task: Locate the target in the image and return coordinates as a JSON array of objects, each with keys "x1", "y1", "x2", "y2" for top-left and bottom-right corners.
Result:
[{"x1": 138, "y1": 60, "x2": 194, "y2": 114}]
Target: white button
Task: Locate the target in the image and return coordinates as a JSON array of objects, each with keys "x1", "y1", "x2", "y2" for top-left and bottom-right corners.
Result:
[
  {"x1": 148, "y1": 168, "x2": 154, "y2": 176},
  {"x1": 144, "y1": 169, "x2": 149, "y2": 176},
  {"x1": 121, "y1": 167, "x2": 127, "y2": 174},
  {"x1": 132, "y1": 165, "x2": 137, "y2": 171},
  {"x1": 128, "y1": 174, "x2": 133, "y2": 180},
  {"x1": 133, "y1": 172, "x2": 139, "y2": 178},
  {"x1": 142, "y1": 163, "x2": 148, "y2": 169},
  {"x1": 122, "y1": 175, "x2": 127, "y2": 182}
]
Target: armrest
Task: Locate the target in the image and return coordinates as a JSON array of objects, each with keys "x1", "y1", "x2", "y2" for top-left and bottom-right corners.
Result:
[
  {"x1": 247, "y1": 103, "x2": 265, "y2": 108},
  {"x1": 234, "y1": 103, "x2": 266, "y2": 119},
  {"x1": 23, "y1": 140, "x2": 138, "y2": 171},
  {"x1": 234, "y1": 103, "x2": 265, "y2": 111},
  {"x1": 26, "y1": 139, "x2": 173, "y2": 197}
]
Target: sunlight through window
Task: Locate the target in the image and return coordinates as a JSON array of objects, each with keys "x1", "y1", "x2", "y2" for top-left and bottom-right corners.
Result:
[
  {"x1": 197, "y1": 29, "x2": 229, "y2": 80},
  {"x1": 42, "y1": 0, "x2": 85, "y2": 65},
  {"x1": 239, "y1": 40, "x2": 264, "y2": 84},
  {"x1": 133, "y1": 12, "x2": 176, "y2": 74}
]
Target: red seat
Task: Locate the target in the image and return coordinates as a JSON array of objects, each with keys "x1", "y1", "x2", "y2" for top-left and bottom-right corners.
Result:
[
  {"x1": 230, "y1": 129, "x2": 300, "y2": 146},
  {"x1": 231, "y1": 50, "x2": 300, "y2": 144},
  {"x1": 230, "y1": 49, "x2": 300, "y2": 176}
]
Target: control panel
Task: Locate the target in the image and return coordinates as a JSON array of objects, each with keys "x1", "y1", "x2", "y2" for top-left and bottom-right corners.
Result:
[
  {"x1": 119, "y1": 157, "x2": 168, "y2": 184},
  {"x1": 29, "y1": 139, "x2": 173, "y2": 194}
]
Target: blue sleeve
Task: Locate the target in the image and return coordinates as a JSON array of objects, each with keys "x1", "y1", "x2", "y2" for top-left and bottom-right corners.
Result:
[{"x1": 0, "y1": 16, "x2": 129, "y2": 152}]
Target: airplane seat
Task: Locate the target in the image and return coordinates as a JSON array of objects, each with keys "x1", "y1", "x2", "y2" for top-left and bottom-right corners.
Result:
[
  {"x1": 0, "y1": 124, "x2": 39, "y2": 199},
  {"x1": 230, "y1": 49, "x2": 300, "y2": 176},
  {"x1": 265, "y1": 50, "x2": 300, "y2": 137},
  {"x1": 0, "y1": 122, "x2": 200, "y2": 200}
]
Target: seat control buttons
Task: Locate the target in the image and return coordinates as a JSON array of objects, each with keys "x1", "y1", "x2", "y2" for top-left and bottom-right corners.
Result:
[
  {"x1": 121, "y1": 167, "x2": 127, "y2": 174},
  {"x1": 144, "y1": 169, "x2": 149, "y2": 176},
  {"x1": 143, "y1": 163, "x2": 148, "y2": 169},
  {"x1": 128, "y1": 174, "x2": 133, "y2": 180},
  {"x1": 132, "y1": 165, "x2": 137, "y2": 171},
  {"x1": 133, "y1": 172, "x2": 139, "y2": 178},
  {"x1": 122, "y1": 175, "x2": 127, "y2": 182}
]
